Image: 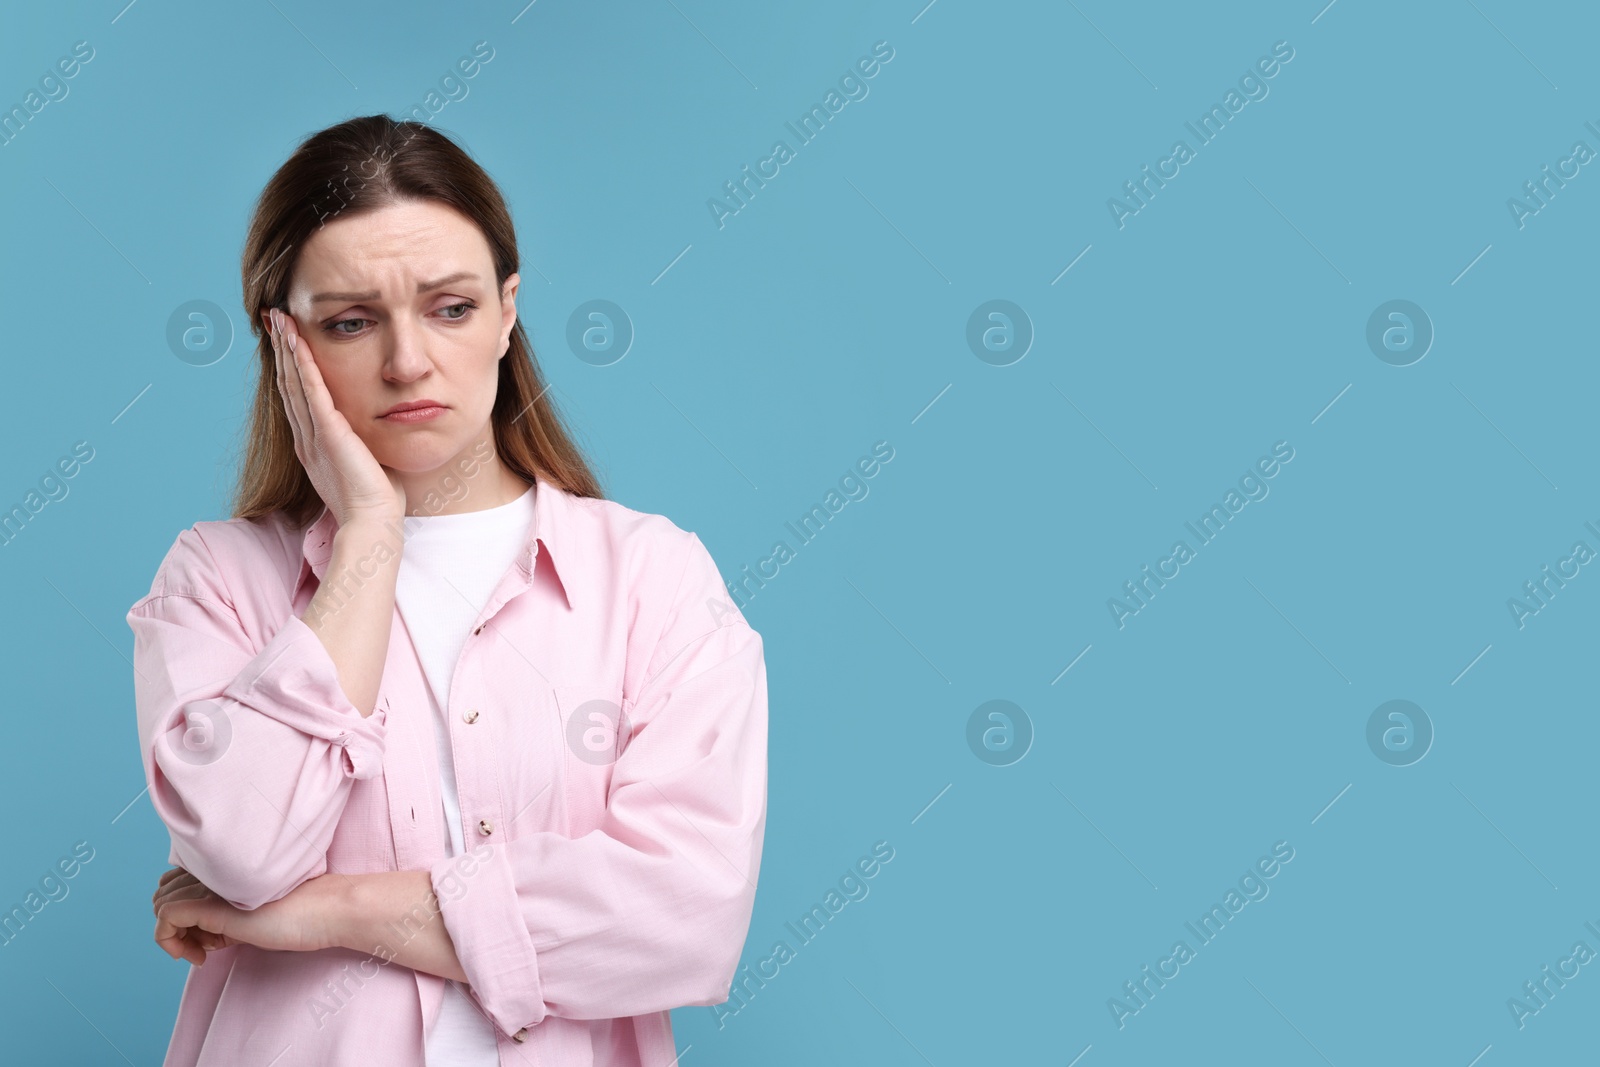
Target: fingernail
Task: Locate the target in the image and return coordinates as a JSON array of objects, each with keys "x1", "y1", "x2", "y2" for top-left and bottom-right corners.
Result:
[{"x1": 270, "y1": 309, "x2": 280, "y2": 335}]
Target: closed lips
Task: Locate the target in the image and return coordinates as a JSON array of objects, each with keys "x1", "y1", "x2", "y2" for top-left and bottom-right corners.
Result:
[{"x1": 382, "y1": 400, "x2": 444, "y2": 416}]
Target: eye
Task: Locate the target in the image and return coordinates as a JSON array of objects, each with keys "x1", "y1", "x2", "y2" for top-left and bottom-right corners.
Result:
[
  {"x1": 327, "y1": 318, "x2": 370, "y2": 336},
  {"x1": 322, "y1": 301, "x2": 478, "y2": 337}
]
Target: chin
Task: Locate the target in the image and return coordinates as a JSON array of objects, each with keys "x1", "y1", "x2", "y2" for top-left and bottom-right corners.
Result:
[{"x1": 369, "y1": 438, "x2": 463, "y2": 473}]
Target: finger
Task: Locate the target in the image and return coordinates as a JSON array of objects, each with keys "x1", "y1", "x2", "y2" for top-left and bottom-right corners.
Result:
[
  {"x1": 280, "y1": 313, "x2": 316, "y2": 445},
  {"x1": 154, "y1": 914, "x2": 204, "y2": 966},
  {"x1": 157, "y1": 897, "x2": 217, "y2": 934},
  {"x1": 270, "y1": 309, "x2": 289, "y2": 417},
  {"x1": 152, "y1": 869, "x2": 198, "y2": 910},
  {"x1": 153, "y1": 912, "x2": 177, "y2": 959},
  {"x1": 281, "y1": 315, "x2": 324, "y2": 438},
  {"x1": 160, "y1": 898, "x2": 225, "y2": 966},
  {"x1": 271, "y1": 310, "x2": 286, "y2": 413},
  {"x1": 153, "y1": 867, "x2": 191, "y2": 899},
  {"x1": 274, "y1": 311, "x2": 312, "y2": 460},
  {"x1": 154, "y1": 881, "x2": 214, "y2": 915},
  {"x1": 152, "y1": 874, "x2": 193, "y2": 913},
  {"x1": 283, "y1": 313, "x2": 343, "y2": 441},
  {"x1": 178, "y1": 928, "x2": 209, "y2": 967},
  {"x1": 273, "y1": 309, "x2": 297, "y2": 423}
]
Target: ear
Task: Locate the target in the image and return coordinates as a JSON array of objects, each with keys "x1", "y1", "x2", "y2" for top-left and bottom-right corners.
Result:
[{"x1": 499, "y1": 273, "x2": 520, "y2": 357}]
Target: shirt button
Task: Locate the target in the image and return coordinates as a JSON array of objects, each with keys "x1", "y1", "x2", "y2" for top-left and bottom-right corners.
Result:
[
  {"x1": 463, "y1": 709, "x2": 479, "y2": 724},
  {"x1": 512, "y1": 1028, "x2": 527, "y2": 1042},
  {"x1": 479, "y1": 819, "x2": 494, "y2": 836}
]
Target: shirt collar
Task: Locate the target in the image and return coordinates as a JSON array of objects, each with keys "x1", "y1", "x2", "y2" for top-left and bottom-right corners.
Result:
[{"x1": 297, "y1": 469, "x2": 580, "y2": 607}]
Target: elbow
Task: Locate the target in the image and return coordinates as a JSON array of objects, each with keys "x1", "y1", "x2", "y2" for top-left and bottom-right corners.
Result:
[
  {"x1": 165, "y1": 822, "x2": 328, "y2": 912},
  {"x1": 678, "y1": 944, "x2": 749, "y2": 1012},
  {"x1": 676, "y1": 817, "x2": 765, "y2": 1006},
  {"x1": 146, "y1": 733, "x2": 351, "y2": 911},
  {"x1": 151, "y1": 787, "x2": 325, "y2": 910},
  {"x1": 681, "y1": 951, "x2": 745, "y2": 1011},
  {"x1": 674, "y1": 878, "x2": 760, "y2": 1008}
]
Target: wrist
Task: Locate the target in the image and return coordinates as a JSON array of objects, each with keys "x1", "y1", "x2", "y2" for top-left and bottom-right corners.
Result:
[
  {"x1": 323, "y1": 872, "x2": 374, "y2": 954},
  {"x1": 332, "y1": 870, "x2": 443, "y2": 956},
  {"x1": 332, "y1": 516, "x2": 407, "y2": 559}
]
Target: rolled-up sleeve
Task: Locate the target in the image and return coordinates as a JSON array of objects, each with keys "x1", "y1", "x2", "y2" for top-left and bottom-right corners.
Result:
[
  {"x1": 430, "y1": 532, "x2": 767, "y2": 1033},
  {"x1": 127, "y1": 529, "x2": 388, "y2": 911}
]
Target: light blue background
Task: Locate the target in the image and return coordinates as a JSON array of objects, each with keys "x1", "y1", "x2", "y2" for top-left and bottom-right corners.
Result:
[{"x1": 1, "y1": 0, "x2": 1595, "y2": 1063}]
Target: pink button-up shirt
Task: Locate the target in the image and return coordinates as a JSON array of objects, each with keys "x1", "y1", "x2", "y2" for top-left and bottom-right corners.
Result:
[{"x1": 127, "y1": 471, "x2": 768, "y2": 1066}]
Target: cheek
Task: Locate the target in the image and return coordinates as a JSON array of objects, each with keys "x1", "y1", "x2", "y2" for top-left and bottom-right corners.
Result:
[
  {"x1": 311, "y1": 363, "x2": 378, "y2": 432},
  {"x1": 316, "y1": 370, "x2": 360, "y2": 417},
  {"x1": 469, "y1": 346, "x2": 504, "y2": 395}
]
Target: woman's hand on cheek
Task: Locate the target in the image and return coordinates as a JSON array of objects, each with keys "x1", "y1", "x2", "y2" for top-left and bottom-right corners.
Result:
[{"x1": 152, "y1": 866, "x2": 348, "y2": 966}]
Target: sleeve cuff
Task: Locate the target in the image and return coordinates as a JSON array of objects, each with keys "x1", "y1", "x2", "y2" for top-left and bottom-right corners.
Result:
[
  {"x1": 220, "y1": 612, "x2": 388, "y2": 779},
  {"x1": 430, "y1": 842, "x2": 546, "y2": 1034}
]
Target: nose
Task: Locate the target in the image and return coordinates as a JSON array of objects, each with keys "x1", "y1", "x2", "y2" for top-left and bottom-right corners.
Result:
[{"x1": 382, "y1": 315, "x2": 434, "y2": 384}]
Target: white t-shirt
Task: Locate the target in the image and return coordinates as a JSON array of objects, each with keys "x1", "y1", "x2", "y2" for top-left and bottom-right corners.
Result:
[{"x1": 393, "y1": 481, "x2": 537, "y2": 1066}]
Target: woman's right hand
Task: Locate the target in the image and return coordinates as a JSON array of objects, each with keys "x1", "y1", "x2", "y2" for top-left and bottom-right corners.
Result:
[{"x1": 265, "y1": 306, "x2": 407, "y2": 528}]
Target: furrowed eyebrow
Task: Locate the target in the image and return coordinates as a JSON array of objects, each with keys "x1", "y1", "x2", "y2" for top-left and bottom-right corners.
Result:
[{"x1": 310, "y1": 271, "x2": 482, "y2": 304}]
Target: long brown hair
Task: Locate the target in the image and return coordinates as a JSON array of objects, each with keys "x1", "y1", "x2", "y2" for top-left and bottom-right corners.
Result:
[{"x1": 232, "y1": 114, "x2": 602, "y2": 529}]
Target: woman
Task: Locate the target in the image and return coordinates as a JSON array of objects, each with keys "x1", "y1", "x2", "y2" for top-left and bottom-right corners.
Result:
[{"x1": 128, "y1": 115, "x2": 768, "y2": 1067}]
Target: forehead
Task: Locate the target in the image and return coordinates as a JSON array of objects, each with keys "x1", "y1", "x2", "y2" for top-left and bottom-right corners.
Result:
[{"x1": 294, "y1": 199, "x2": 492, "y2": 293}]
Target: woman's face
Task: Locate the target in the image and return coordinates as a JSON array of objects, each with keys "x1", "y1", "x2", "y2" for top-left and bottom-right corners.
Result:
[{"x1": 281, "y1": 198, "x2": 520, "y2": 479}]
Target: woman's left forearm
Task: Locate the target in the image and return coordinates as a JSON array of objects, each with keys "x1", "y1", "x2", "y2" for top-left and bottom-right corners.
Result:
[{"x1": 332, "y1": 869, "x2": 469, "y2": 984}]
